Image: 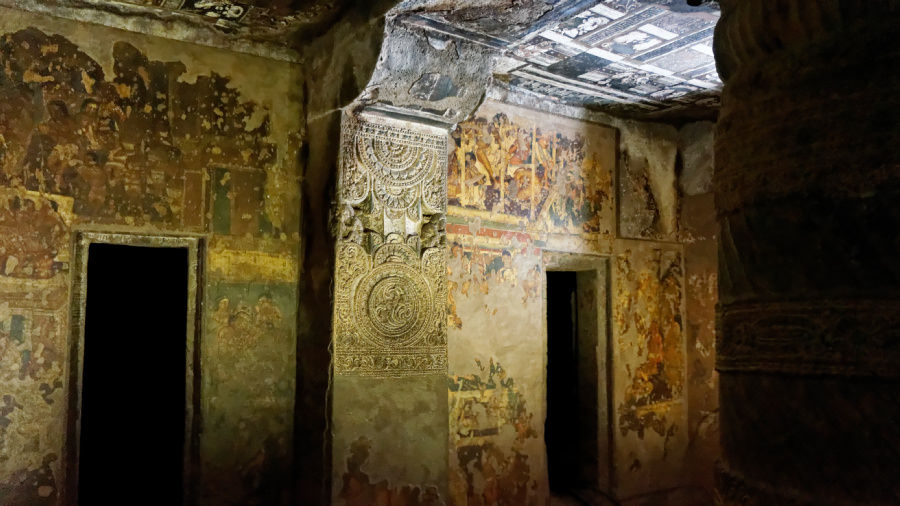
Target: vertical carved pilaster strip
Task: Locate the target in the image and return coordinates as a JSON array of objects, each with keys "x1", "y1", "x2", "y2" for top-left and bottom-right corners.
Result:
[
  {"x1": 333, "y1": 112, "x2": 448, "y2": 377},
  {"x1": 330, "y1": 112, "x2": 450, "y2": 503}
]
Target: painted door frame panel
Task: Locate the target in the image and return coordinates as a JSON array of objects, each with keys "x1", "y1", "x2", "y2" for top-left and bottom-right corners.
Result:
[
  {"x1": 543, "y1": 251, "x2": 614, "y2": 495},
  {"x1": 63, "y1": 231, "x2": 204, "y2": 506}
]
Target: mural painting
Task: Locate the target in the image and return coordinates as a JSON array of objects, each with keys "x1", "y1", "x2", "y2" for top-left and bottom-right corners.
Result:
[
  {"x1": 446, "y1": 235, "x2": 542, "y2": 331},
  {"x1": 615, "y1": 246, "x2": 685, "y2": 438},
  {"x1": 448, "y1": 358, "x2": 540, "y2": 506},
  {"x1": 448, "y1": 101, "x2": 615, "y2": 241},
  {"x1": 612, "y1": 243, "x2": 688, "y2": 495},
  {"x1": 0, "y1": 18, "x2": 301, "y2": 504},
  {"x1": 446, "y1": 101, "x2": 701, "y2": 502},
  {"x1": 0, "y1": 27, "x2": 298, "y2": 235},
  {"x1": 203, "y1": 281, "x2": 296, "y2": 506},
  {"x1": 446, "y1": 225, "x2": 546, "y2": 506},
  {"x1": 0, "y1": 190, "x2": 71, "y2": 504}
]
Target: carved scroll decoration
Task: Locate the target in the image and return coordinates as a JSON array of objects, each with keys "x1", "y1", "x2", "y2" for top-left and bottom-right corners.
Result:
[{"x1": 334, "y1": 115, "x2": 448, "y2": 377}]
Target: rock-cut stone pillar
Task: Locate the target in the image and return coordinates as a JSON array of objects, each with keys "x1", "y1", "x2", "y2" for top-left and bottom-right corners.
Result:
[
  {"x1": 713, "y1": 1, "x2": 900, "y2": 504},
  {"x1": 330, "y1": 109, "x2": 450, "y2": 504}
]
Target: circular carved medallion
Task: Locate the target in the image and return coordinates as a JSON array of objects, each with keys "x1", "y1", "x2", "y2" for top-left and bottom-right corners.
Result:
[{"x1": 354, "y1": 262, "x2": 432, "y2": 347}]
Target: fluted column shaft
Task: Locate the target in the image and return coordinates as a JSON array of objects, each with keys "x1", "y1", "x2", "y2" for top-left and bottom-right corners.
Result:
[{"x1": 714, "y1": 1, "x2": 900, "y2": 504}]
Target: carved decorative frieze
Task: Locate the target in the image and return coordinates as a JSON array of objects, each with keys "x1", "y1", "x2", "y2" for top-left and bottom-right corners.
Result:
[
  {"x1": 333, "y1": 115, "x2": 448, "y2": 377},
  {"x1": 717, "y1": 299, "x2": 900, "y2": 378}
]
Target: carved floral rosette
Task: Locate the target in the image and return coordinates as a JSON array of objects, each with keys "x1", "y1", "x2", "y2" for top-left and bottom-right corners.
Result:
[
  {"x1": 333, "y1": 115, "x2": 448, "y2": 377},
  {"x1": 333, "y1": 236, "x2": 447, "y2": 376}
]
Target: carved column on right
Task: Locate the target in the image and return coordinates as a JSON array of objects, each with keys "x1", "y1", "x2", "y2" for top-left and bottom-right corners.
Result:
[{"x1": 714, "y1": 1, "x2": 900, "y2": 504}]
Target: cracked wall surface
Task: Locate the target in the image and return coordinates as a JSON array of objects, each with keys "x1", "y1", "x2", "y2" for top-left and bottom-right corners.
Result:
[{"x1": 0, "y1": 9, "x2": 302, "y2": 504}]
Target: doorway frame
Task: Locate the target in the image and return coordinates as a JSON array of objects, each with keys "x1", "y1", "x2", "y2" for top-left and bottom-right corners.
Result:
[
  {"x1": 64, "y1": 231, "x2": 204, "y2": 506},
  {"x1": 543, "y1": 251, "x2": 614, "y2": 495}
]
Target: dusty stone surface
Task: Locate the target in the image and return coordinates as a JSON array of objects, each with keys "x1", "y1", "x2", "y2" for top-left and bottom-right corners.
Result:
[
  {"x1": 678, "y1": 121, "x2": 714, "y2": 197},
  {"x1": 360, "y1": 20, "x2": 495, "y2": 125}
]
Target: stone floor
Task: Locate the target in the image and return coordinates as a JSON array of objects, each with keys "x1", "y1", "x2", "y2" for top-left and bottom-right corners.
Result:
[{"x1": 550, "y1": 490, "x2": 620, "y2": 506}]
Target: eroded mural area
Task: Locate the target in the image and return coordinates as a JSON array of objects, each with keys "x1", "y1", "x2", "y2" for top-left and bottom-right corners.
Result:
[
  {"x1": 0, "y1": 26, "x2": 300, "y2": 504},
  {"x1": 614, "y1": 243, "x2": 687, "y2": 493},
  {"x1": 446, "y1": 233, "x2": 542, "y2": 330},
  {"x1": 446, "y1": 227, "x2": 545, "y2": 506},
  {"x1": 617, "y1": 131, "x2": 680, "y2": 242},
  {"x1": 0, "y1": 27, "x2": 297, "y2": 233},
  {"x1": 448, "y1": 359, "x2": 540, "y2": 506},
  {"x1": 202, "y1": 273, "x2": 296, "y2": 505},
  {"x1": 340, "y1": 436, "x2": 444, "y2": 506},
  {"x1": 0, "y1": 190, "x2": 71, "y2": 504},
  {"x1": 448, "y1": 102, "x2": 615, "y2": 244}
]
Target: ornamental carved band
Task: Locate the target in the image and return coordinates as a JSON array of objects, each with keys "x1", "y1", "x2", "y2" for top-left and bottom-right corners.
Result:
[{"x1": 333, "y1": 114, "x2": 448, "y2": 377}]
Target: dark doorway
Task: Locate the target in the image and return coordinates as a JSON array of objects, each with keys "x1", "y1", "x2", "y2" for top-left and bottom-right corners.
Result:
[
  {"x1": 546, "y1": 271, "x2": 579, "y2": 493},
  {"x1": 78, "y1": 243, "x2": 189, "y2": 505}
]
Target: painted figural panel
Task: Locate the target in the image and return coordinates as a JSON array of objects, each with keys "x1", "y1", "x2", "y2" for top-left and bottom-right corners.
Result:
[{"x1": 448, "y1": 101, "x2": 616, "y2": 240}]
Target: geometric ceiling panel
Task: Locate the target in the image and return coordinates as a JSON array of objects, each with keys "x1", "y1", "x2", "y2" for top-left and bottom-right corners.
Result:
[{"x1": 400, "y1": 0, "x2": 721, "y2": 120}]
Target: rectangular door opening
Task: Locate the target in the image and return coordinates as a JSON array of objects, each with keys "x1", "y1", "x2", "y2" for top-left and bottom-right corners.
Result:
[
  {"x1": 546, "y1": 269, "x2": 607, "y2": 501},
  {"x1": 78, "y1": 243, "x2": 189, "y2": 505}
]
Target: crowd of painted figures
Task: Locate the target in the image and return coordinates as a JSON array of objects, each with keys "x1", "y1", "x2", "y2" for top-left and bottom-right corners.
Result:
[
  {"x1": 448, "y1": 112, "x2": 612, "y2": 234},
  {"x1": 0, "y1": 29, "x2": 277, "y2": 230}
]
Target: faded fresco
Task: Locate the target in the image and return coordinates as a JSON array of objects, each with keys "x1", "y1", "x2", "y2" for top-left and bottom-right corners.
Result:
[
  {"x1": 446, "y1": 101, "x2": 698, "y2": 504},
  {"x1": 613, "y1": 242, "x2": 688, "y2": 495},
  {"x1": 0, "y1": 12, "x2": 300, "y2": 504},
  {"x1": 203, "y1": 279, "x2": 296, "y2": 505},
  {"x1": 448, "y1": 358, "x2": 540, "y2": 506},
  {"x1": 446, "y1": 223, "x2": 546, "y2": 506},
  {"x1": 448, "y1": 101, "x2": 616, "y2": 245}
]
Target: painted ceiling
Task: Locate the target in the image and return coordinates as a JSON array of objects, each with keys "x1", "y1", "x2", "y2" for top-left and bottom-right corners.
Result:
[{"x1": 400, "y1": 0, "x2": 721, "y2": 119}]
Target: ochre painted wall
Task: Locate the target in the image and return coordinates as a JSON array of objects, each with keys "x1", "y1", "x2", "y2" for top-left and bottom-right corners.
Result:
[
  {"x1": 0, "y1": 9, "x2": 302, "y2": 505},
  {"x1": 446, "y1": 100, "x2": 717, "y2": 505}
]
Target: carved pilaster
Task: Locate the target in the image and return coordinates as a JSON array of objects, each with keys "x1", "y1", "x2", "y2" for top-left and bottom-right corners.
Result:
[{"x1": 333, "y1": 113, "x2": 448, "y2": 377}]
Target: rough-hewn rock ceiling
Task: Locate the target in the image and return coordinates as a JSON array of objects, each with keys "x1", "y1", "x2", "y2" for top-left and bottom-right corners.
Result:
[
  {"x1": 4, "y1": 0, "x2": 351, "y2": 46},
  {"x1": 398, "y1": 0, "x2": 721, "y2": 119},
  {"x1": 90, "y1": 0, "x2": 336, "y2": 32}
]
